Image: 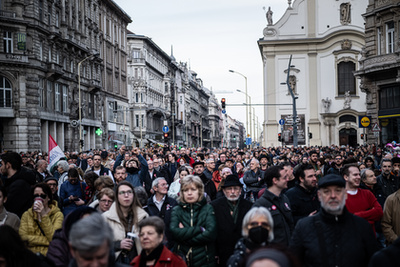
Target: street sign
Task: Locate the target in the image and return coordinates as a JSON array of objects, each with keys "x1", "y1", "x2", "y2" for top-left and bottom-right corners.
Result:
[
  {"x1": 359, "y1": 116, "x2": 371, "y2": 128},
  {"x1": 371, "y1": 122, "x2": 381, "y2": 132},
  {"x1": 162, "y1": 126, "x2": 169, "y2": 133},
  {"x1": 279, "y1": 119, "x2": 285, "y2": 125},
  {"x1": 246, "y1": 137, "x2": 252, "y2": 145},
  {"x1": 222, "y1": 109, "x2": 226, "y2": 114}
]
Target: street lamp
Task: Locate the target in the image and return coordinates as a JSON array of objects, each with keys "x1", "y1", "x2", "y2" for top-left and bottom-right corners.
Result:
[
  {"x1": 229, "y1": 70, "x2": 250, "y2": 140},
  {"x1": 237, "y1": 89, "x2": 252, "y2": 143},
  {"x1": 78, "y1": 52, "x2": 99, "y2": 152},
  {"x1": 281, "y1": 55, "x2": 298, "y2": 147}
]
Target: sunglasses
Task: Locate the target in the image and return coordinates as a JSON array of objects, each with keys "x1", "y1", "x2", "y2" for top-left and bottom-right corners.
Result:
[{"x1": 33, "y1": 193, "x2": 47, "y2": 199}]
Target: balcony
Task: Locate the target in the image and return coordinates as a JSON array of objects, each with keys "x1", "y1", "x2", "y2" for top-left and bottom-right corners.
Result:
[
  {"x1": 46, "y1": 62, "x2": 63, "y2": 80},
  {"x1": 89, "y1": 79, "x2": 102, "y2": 93}
]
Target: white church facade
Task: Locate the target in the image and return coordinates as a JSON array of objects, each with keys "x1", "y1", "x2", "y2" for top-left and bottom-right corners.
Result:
[{"x1": 259, "y1": 0, "x2": 368, "y2": 147}]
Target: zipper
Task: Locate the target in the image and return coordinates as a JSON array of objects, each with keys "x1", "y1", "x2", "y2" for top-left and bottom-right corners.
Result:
[{"x1": 190, "y1": 204, "x2": 193, "y2": 227}]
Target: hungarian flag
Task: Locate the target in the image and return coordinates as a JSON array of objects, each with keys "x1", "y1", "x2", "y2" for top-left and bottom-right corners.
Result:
[{"x1": 47, "y1": 134, "x2": 66, "y2": 171}]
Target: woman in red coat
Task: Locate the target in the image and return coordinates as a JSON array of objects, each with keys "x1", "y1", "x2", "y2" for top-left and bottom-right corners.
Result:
[{"x1": 130, "y1": 216, "x2": 186, "y2": 267}]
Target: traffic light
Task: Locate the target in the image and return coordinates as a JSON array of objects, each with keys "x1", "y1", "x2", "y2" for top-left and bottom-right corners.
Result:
[
  {"x1": 221, "y1": 98, "x2": 226, "y2": 109},
  {"x1": 360, "y1": 134, "x2": 364, "y2": 140},
  {"x1": 309, "y1": 132, "x2": 313, "y2": 139},
  {"x1": 278, "y1": 133, "x2": 282, "y2": 142},
  {"x1": 164, "y1": 133, "x2": 169, "y2": 139},
  {"x1": 114, "y1": 144, "x2": 118, "y2": 149},
  {"x1": 79, "y1": 139, "x2": 84, "y2": 148}
]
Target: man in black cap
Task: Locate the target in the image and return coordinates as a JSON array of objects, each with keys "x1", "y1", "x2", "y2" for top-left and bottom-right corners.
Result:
[
  {"x1": 44, "y1": 177, "x2": 62, "y2": 210},
  {"x1": 290, "y1": 174, "x2": 379, "y2": 267},
  {"x1": 259, "y1": 154, "x2": 269, "y2": 174},
  {"x1": 193, "y1": 161, "x2": 216, "y2": 200},
  {"x1": 211, "y1": 174, "x2": 252, "y2": 267}
]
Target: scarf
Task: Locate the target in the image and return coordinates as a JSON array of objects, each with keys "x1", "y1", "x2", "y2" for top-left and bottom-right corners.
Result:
[
  {"x1": 227, "y1": 198, "x2": 241, "y2": 224},
  {"x1": 139, "y1": 243, "x2": 164, "y2": 267}
]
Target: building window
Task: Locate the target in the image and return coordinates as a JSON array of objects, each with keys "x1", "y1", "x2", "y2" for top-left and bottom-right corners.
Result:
[
  {"x1": 39, "y1": 0, "x2": 44, "y2": 21},
  {"x1": 39, "y1": 41, "x2": 43, "y2": 60},
  {"x1": 62, "y1": 85, "x2": 68, "y2": 112},
  {"x1": 48, "y1": 46, "x2": 52, "y2": 62},
  {"x1": 386, "y1": 21, "x2": 394, "y2": 54},
  {"x1": 339, "y1": 115, "x2": 356, "y2": 123},
  {"x1": 39, "y1": 78, "x2": 44, "y2": 108},
  {"x1": 0, "y1": 76, "x2": 12, "y2": 108},
  {"x1": 337, "y1": 61, "x2": 356, "y2": 95},
  {"x1": 380, "y1": 86, "x2": 400, "y2": 110},
  {"x1": 47, "y1": 5, "x2": 51, "y2": 25},
  {"x1": 377, "y1": 27, "x2": 381, "y2": 55},
  {"x1": 47, "y1": 80, "x2": 53, "y2": 110},
  {"x1": 55, "y1": 11, "x2": 59, "y2": 27},
  {"x1": 3, "y1": 32, "x2": 12, "y2": 53},
  {"x1": 70, "y1": 60, "x2": 74, "y2": 73},
  {"x1": 55, "y1": 83, "x2": 60, "y2": 111},
  {"x1": 136, "y1": 93, "x2": 139, "y2": 103},
  {"x1": 135, "y1": 114, "x2": 139, "y2": 127}
]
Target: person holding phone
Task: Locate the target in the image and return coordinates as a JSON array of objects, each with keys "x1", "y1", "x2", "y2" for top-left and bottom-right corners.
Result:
[
  {"x1": 19, "y1": 183, "x2": 63, "y2": 255},
  {"x1": 59, "y1": 168, "x2": 86, "y2": 216}
]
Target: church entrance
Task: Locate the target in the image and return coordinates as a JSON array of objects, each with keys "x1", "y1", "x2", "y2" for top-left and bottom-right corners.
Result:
[{"x1": 339, "y1": 128, "x2": 357, "y2": 148}]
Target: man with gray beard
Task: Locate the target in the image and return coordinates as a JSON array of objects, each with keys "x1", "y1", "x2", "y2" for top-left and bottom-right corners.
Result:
[
  {"x1": 211, "y1": 174, "x2": 252, "y2": 267},
  {"x1": 290, "y1": 174, "x2": 378, "y2": 267}
]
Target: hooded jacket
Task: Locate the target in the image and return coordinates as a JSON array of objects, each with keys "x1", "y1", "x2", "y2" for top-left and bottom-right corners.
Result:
[{"x1": 19, "y1": 200, "x2": 64, "y2": 255}]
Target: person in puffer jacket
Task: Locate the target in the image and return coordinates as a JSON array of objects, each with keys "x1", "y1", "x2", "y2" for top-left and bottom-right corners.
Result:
[{"x1": 170, "y1": 175, "x2": 217, "y2": 267}]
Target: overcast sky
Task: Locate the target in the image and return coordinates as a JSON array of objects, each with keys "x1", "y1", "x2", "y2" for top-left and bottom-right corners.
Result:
[{"x1": 114, "y1": 0, "x2": 289, "y2": 134}]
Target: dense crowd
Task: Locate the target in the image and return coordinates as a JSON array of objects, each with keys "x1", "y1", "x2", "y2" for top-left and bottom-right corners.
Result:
[{"x1": 0, "y1": 143, "x2": 400, "y2": 267}]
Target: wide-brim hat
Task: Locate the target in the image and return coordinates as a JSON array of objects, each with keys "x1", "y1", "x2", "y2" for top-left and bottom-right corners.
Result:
[
  {"x1": 221, "y1": 174, "x2": 243, "y2": 188},
  {"x1": 44, "y1": 177, "x2": 58, "y2": 184}
]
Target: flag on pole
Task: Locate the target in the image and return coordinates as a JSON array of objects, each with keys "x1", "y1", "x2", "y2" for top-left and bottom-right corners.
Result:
[{"x1": 48, "y1": 134, "x2": 66, "y2": 171}]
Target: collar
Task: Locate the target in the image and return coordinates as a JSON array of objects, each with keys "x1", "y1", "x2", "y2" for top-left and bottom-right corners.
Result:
[{"x1": 153, "y1": 195, "x2": 166, "y2": 204}]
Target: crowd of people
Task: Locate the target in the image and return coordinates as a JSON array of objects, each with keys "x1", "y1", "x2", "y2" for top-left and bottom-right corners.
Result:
[{"x1": 0, "y1": 143, "x2": 400, "y2": 267}]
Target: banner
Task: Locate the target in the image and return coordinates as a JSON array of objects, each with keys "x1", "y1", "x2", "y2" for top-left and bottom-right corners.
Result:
[{"x1": 48, "y1": 134, "x2": 66, "y2": 171}]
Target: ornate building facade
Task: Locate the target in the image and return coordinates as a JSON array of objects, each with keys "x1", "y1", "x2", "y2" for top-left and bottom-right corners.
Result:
[
  {"x1": 0, "y1": 0, "x2": 130, "y2": 152},
  {"x1": 259, "y1": 0, "x2": 368, "y2": 147},
  {"x1": 355, "y1": 0, "x2": 400, "y2": 144}
]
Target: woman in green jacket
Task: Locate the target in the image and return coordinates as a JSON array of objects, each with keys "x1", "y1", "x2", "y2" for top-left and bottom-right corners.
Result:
[{"x1": 170, "y1": 175, "x2": 217, "y2": 267}]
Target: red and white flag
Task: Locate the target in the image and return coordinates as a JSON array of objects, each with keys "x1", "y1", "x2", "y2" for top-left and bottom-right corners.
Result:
[{"x1": 48, "y1": 134, "x2": 66, "y2": 171}]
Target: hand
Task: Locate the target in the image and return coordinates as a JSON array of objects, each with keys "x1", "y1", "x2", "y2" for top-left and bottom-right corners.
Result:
[
  {"x1": 68, "y1": 195, "x2": 75, "y2": 201},
  {"x1": 33, "y1": 200, "x2": 44, "y2": 214},
  {"x1": 74, "y1": 198, "x2": 85, "y2": 206},
  {"x1": 132, "y1": 148, "x2": 139, "y2": 155},
  {"x1": 120, "y1": 238, "x2": 134, "y2": 250},
  {"x1": 179, "y1": 222, "x2": 184, "y2": 228},
  {"x1": 309, "y1": 210, "x2": 317, "y2": 216}
]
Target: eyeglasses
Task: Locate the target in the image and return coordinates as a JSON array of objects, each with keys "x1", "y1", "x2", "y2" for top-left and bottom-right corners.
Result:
[
  {"x1": 33, "y1": 193, "x2": 47, "y2": 199},
  {"x1": 248, "y1": 221, "x2": 271, "y2": 229},
  {"x1": 99, "y1": 199, "x2": 113, "y2": 204},
  {"x1": 158, "y1": 183, "x2": 169, "y2": 187},
  {"x1": 118, "y1": 190, "x2": 133, "y2": 196},
  {"x1": 47, "y1": 183, "x2": 57, "y2": 187}
]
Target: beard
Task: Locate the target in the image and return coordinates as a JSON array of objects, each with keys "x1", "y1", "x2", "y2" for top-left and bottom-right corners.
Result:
[
  {"x1": 226, "y1": 195, "x2": 240, "y2": 202},
  {"x1": 321, "y1": 196, "x2": 346, "y2": 215}
]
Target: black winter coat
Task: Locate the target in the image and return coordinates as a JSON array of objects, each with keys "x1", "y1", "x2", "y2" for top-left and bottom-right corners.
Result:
[
  {"x1": 290, "y1": 207, "x2": 379, "y2": 267},
  {"x1": 145, "y1": 195, "x2": 177, "y2": 249},
  {"x1": 285, "y1": 184, "x2": 320, "y2": 225},
  {"x1": 170, "y1": 198, "x2": 217, "y2": 267},
  {"x1": 199, "y1": 173, "x2": 217, "y2": 201},
  {"x1": 253, "y1": 189, "x2": 293, "y2": 246},
  {"x1": 210, "y1": 196, "x2": 252, "y2": 266},
  {"x1": 369, "y1": 236, "x2": 400, "y2": 267},
  {"x1": 4, "y1": 167, "x2": 36, "y2": 218}
]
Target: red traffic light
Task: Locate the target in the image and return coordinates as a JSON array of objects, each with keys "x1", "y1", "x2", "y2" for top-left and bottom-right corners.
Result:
[
  {"x1": 163, "y1": 133, "x2": 169, "y2": 138},
  {"x1": 221, "y1": 98, "x2": 226, "y2": 109},
  {"x1": 221, "y1": 98, "x2": 226, "y2": 103}
]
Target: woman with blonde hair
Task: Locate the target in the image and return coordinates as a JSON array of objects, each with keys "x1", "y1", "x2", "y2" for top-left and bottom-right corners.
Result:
[
  {"x1": 170, "y1": 175, "x2": 217, "y2": 267},
  {"x1": 103, "y1": 181, "x2": 148, "y2": 264}
]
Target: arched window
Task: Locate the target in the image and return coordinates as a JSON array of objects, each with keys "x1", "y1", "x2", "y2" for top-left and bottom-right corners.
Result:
[
  {"x1": 339, "y1": 115, "x2": 356, "y2": 123},
  {"x1": 337, "y1": 61, "x2": 356, "y2": 95},
  {"x1": 0, "y1": 76, "x2": 12, "y2": 108}
]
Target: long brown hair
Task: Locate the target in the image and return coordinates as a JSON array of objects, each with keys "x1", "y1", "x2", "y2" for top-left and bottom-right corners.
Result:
[{"x1": 115, "y1": 181, "x2": 142, "y2": 232}]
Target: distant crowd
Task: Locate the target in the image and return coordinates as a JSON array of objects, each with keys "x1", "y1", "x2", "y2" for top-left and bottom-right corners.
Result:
[{"x1": 0, "y1": 143, "x2": 400, "y2": 267}]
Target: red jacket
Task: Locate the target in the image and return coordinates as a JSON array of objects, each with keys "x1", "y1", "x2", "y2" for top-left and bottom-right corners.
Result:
[{"x1": 130, "y1": 245, "x2": 187, "y2": 267}]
